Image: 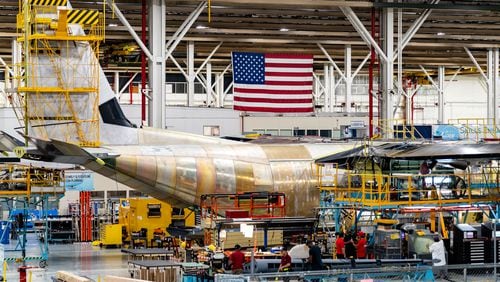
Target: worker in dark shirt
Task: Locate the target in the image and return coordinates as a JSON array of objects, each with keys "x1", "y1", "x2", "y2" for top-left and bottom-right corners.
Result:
[
  {"x1": 229, "y1": 244, "x2": 245, "y2": 274},
  {"x1": 307, "y1": 240, "x2": 323, "y2": 270},
  {"x1": 344, "y1": 235, "x2": 357, "y2": 259}
]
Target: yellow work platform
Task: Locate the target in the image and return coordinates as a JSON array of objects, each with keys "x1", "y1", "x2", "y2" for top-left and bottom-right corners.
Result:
[{"x1": 317, "y1": 169, "x2": 499, "y2": 209}]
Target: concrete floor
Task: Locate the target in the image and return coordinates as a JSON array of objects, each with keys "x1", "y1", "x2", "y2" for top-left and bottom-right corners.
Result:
[{"x1": 3, "y1": 235, "x2": 129, "y2": 281}]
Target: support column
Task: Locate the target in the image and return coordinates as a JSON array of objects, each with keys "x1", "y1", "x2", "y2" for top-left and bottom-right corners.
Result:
[
  {"x1": 12, "y1": 40, "x2": 22, "y2": 89},
  {"x1": 405, "y1": 93, "x2": 411, "y2": 124},
  {"x1": 206, "y1": 62, "x2": 212, "y2": 106},
  {"x1": 330, "y1": 65, "x2": 335, "y2": 111},
  {"x1": 487, "y1": 50, "x2": 494, "y2": 123},
  {"x1": 215, "y1": 73, "x2": 221, "y2": 107},
  {"x1": 437, "y1": 66, "x2": 445, "y2": 124},
  {"x1": 345, "y1": 45, "x2": 352, "y2": 113},
  {"x1": 381, "y1": 4, "x2": 395, "y2": 137},
  {"x1": 148, "y1": 0, "x2": 166, "y2": 129},
  {"x1": 218, "y1": 75, "x2": 224, "y2": 107},
  {"x1": 324, "y1": 64, "x2": 330, "y2": 112},
  {"x1": 492, "y1": 48, "x2": 500, "y2": 124},
  {"x1": 114, "y1": 72, "x2": 120, "y2": 97},
  {"x1": 187, "y1": 41, "x2": 195, "y2": 107}
]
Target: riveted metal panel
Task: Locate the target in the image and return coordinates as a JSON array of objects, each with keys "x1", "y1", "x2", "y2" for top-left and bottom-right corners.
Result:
[
  {"x1": 270, "y1": 161, "x2": 318, "y2": 217},
  {"x1": 203, "y1": 145, "x2": 238, "y2": 161},
  {"x1": 115, "y1": 155, "x2": 137, "y2": 178},
  {"x1": 230, "y1": 144, "x2": 269, "y2": 164},
  {"x1": 171, "y1": 145, "x2": 208, "y2": 158},
  {"x1": 234, "y1": 161, "x2": 255, "y2": 193},
  {"x1": 261, "y1": 145, "x2": 312, "y2": 160},
  {"x1": 214, "y1": 159, "x2": 237, "y2": 194},
  {"x1": 175, "y1": 157, "x2": 198, "y2": 204},
  {"x1": 252, "y1": 163, "x2": 274, "y2": 190},
  {"x1": 195, "y1": 158, "x2": 216, "y2": 203},
  {"x1": 135, "y1": 156, "x2": 157, "y2": 186},
  {"x1": 156, "y1": 156, "x2": 177, "y2": 191}
]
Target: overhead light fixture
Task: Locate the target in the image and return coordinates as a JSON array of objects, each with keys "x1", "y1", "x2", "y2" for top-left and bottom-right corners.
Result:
[
  {"x1": 108, "y1": 23, "x2": 118, "y2": 27},
  {"x1": 279, "y1": 28, "x2": 289, "y2": 32},
  {"x1": 196, "y1": 25, "x2": 209, "y2": 29},
  {"x1": 436, "y1": 32, "x2": 446, "y2": 36}
]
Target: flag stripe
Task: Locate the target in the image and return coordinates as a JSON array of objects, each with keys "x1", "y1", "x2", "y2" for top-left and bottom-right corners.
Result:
[
  {"x1": 234, "y1": 88, "x2": 311, "y2": 95},
  {"x1": 265, "y1": 54, "x2": 313, "y2": 59},
  {"x1": 235, "y1": 84, "x2": 312, "y2": 90},
  {"x1": 266, "y1": 67, "x2": 313, "y2": 73},
  {"x1": 234, "y1": 106, "x2": 313, "y2": 113},
  {"x1": 265, "y1": 80, "x2": 313, "y2": 86},
  {"x1": 234, "y1": 97, "x2": 312, "y2": 103},
  {"x1": 265, "y1": 76, "x2": 313, "y2": 82},
  {"x1": 266, "y1": 58, "x2": 313, "y2": 64},
  {"x1": 235, "y1": 93, "x2": 313, "y2": 99},
  {"x1": 265, "y1": 63, "x2": 313, "y2": 68},
  {"x1": 234, "y1": 101, "x2": 313, "y2": 108},
  {"x1": 265, "y1": 72, "x2": 312, "y2": 77}
]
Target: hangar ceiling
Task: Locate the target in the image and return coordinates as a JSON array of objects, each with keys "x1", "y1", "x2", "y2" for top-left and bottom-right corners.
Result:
[{"x1": 0, "y1": 0, "x2": 500, "y2": 73}]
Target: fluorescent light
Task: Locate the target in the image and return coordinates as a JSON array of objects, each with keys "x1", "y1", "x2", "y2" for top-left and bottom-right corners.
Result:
[
  {"x1": 196, "y1": 25, "x2": 208, "y2": 29},
  {"x1": 108, "y1": 23, "x2": 118, "y2": 27},
  {"x1": 436, "y1": 32, "x2": 446, "y2": 36},
  {"x1": 279, "y1": 28, "x2": 289, "y2": 32}
]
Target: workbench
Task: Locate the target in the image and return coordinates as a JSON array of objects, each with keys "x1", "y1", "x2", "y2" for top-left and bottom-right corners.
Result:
[
  {"x1": 128, "y1": 260, "x2": 181, "y2": 281},
  {"x1": 121, "y1": 248, "x2": 175, "y2": 261}
]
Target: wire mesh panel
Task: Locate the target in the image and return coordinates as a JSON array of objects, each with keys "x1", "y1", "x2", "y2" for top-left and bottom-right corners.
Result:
[{"x1": 215, "y1": 274, "x2": 251, "y2": 282}]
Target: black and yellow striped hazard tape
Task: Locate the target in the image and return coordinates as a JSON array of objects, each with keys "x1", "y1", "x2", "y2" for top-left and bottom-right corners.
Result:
[
  {"x1": 4, "y1": 256, "x2": 44, "y2": 262},
  {"x1": 67, "y1": 10, "x2": 99, "y2": 25},
  {"x1": 29, "y1": 0, "x2": 67, "y2": 6}
]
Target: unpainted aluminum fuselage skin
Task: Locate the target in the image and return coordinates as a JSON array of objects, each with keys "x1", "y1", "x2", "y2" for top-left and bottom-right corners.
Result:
[{"x1": 91, "y1": 127, "x2": 356, "y2": 217}]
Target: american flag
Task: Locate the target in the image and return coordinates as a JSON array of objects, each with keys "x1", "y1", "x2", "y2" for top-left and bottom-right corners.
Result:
[{"x1": 231, "y1": 52, "x2": 314, "y2": 113}]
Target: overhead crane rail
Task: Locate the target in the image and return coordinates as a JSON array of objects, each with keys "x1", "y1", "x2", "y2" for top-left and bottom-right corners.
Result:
[{"x1": 316, "y1": 164, "x2": 499, "y2": 209}]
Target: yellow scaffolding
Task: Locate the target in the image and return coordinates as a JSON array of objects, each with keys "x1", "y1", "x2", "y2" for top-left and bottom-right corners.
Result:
[
  {"x1": 12, "y1": 2, "x2": 104, "y2": 147},
  {"x1": 372, "y1": 119, "x2": 426, "y2": 141},
  {"x1": 0, "y1": 164, "x2": 65, "y2": 196},
  {"x1": 316, "y1": 165, "x2": 499, "y2": 209}
]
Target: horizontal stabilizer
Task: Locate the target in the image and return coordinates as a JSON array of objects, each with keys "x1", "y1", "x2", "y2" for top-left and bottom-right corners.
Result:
[{"x1": 0, "y1": 131, "x2": 25, "y2": 152}]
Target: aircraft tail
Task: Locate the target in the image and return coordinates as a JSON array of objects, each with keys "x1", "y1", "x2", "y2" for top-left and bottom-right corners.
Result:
[{"x1": 11, "y1": 3, "x2": 239, "y2": 148}]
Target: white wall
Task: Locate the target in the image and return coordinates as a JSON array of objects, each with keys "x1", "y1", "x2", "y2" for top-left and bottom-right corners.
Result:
[
  {"x1": 164, "y1": 106, "x2": 241, "y2": 136},
  {"x1": 444, "y1": 74, "x2": 490, "y2": 122},
  {"x1": 413, "y1": 74, "x2": 494, "y2": 124}
]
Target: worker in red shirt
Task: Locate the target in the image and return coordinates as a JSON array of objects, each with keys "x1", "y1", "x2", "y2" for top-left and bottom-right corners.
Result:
[
  {"x1": 279, "y1": 248, "x2": 292, "y2": 272},
  {"x1": 229, "y1": 244, "x2": 245, "y2": 274},
  {"x1": 356, "y1": 232, "x2": 367, "y2": 259},
  {"x1": 335, "y1": 232, "x2": 345, "y2": 259}
]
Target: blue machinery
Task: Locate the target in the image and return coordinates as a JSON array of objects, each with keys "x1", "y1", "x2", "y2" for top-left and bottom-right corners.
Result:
[{"x1": 0, "y1": 164, "x2": 65, "y2": 270}]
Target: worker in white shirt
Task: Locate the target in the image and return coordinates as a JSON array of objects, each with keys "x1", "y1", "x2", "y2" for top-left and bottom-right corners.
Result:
[{"x1": 428, "y1": 236, "x2": 448, "y2": 279}]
